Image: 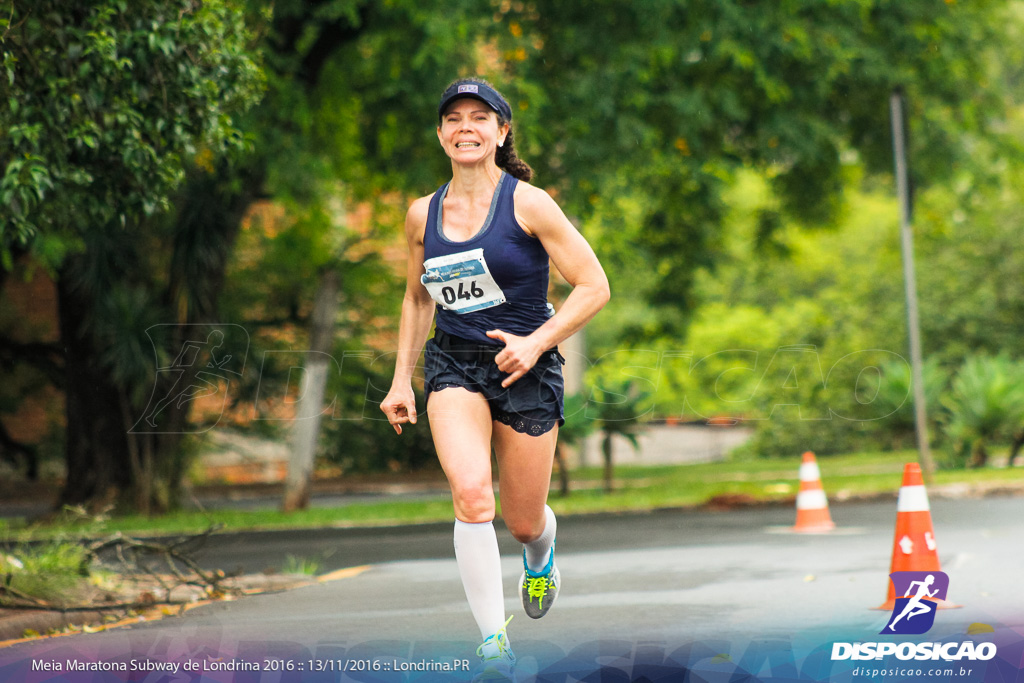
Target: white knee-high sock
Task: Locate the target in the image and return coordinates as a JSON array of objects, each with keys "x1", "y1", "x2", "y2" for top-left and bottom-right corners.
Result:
[
  {"x1": 523, "y1": 505, "x2": 557, "y2": 574},
  {"x1": 453, "y1": 520, "x2": 507, "y2": 640}
]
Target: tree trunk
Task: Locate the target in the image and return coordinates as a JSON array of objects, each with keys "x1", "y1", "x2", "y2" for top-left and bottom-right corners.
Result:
[
  {"x1": 57, "y1": 269, "x2": 193, "y2": 513},
  {"x1": 554, "y1": 443, "x2": 570, "y2": 497},
  {"x1": 56, "y1": 269, "x2": 133, "y2": 511},
  {"x1": 1008, "y1": 430, "x2": 1024, "y2": 468},
  {"x1": 283, "y1": 268, "x2": 340, "y2": 512},
  {"x1": 602, "y1": 432, "x2": 614, "y2": 493},
  {"x1": 968, "y1": 439, "x2": 988, "y2": 468},
  {"x1": 0, "y1": 420, "x2": 38, "y2": 480},
  {"x1": 119, "y1": 388, "x2": 150, "y2": 516},
  {"x1": 56, "y1": 161, "x2": 261, "y2": 513},
  {"x1": 157, "y1": 163, "x2": 263, "y2": 509}
]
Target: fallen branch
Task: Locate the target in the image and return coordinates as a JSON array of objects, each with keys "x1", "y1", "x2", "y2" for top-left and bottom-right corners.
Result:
[
  {"x1": 85, "y1": 524, "x2": 236, "y2": 602},
  {"x1": 0, "y1": 524, "x2": 239, "y2": 614}
]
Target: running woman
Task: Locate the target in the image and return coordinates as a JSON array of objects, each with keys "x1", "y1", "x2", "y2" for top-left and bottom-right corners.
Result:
[{"x1": 381, "y1": 78, "x2": 609, "y2": 680}]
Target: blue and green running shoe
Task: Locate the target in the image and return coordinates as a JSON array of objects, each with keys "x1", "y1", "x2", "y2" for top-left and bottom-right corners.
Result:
[
  {"x1": 520, "y1": 548, "x2": 560, "y2": 619},
  {"x1": 473, "y1": 615, "x2": 516, "y2": 682}
]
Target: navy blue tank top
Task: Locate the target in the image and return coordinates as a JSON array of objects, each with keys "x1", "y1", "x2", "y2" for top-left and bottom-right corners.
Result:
[{"x1": 421, "y1": 172, "x2": 552, "y2": 344}]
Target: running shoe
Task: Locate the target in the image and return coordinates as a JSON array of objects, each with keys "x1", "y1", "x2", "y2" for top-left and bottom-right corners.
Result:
[
  {"x1": 473, "y1": 615, "x2": 516, "y2": 682},
  {"x1": 520, "y1": 548, "x2": 560, "y2": 619}
]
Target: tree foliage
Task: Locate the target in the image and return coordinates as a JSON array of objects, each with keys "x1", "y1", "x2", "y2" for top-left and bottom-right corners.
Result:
[
  {"x1": 0, "y1": 1, "x2": 263, "y2": 511},
  {"x1": 606, "y1": 152, "x2": 1024, "y2": 463},
  {"x1": 0, "y1": 0, "x2": 263, "y2": 270},
  {"x1": 215, "y1": 0, "x2": 515, "y2": 492},
  {"x1": 505, "y1": 0, "x2": 1013, "y2": 326},
  {"x1": 3, "y1": 0, "x2": 1023, "y2": 501}
]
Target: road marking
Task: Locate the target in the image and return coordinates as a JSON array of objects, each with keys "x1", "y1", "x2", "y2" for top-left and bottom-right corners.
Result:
[{"x1": 318, "y1": 565, "x2": 372, "y2": 583}]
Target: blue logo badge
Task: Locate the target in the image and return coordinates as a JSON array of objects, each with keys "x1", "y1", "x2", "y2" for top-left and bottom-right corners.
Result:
[{"x1": 882, "y1": 571, "x2": 949, "y2": 635}]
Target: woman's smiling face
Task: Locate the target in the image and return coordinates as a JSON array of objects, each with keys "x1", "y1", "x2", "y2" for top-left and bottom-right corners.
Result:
[{"x1": 437, "y1": 98, "x2": 508, "y2": 164}]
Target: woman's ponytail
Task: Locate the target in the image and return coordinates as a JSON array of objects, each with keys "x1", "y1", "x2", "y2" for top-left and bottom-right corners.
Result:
[{"x1": 495, "y1": 123, "x2": 533, "y2": 183}]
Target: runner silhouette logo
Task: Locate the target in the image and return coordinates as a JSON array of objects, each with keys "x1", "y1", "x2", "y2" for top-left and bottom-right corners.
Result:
[
  {"x1": 882, "y1": 571, "x2": 950, "y2": 635},
  {"x1": 132, "y1": 324, "x2": 249, "y2": 434}
]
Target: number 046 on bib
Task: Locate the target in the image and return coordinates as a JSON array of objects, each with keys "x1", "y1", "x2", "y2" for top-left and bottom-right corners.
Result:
[{"x1": 421, "y1": 248, "x2": 507, "y2": 314}]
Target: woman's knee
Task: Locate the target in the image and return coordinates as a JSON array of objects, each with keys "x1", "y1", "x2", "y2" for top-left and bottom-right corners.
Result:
[
  {"x1": 452, "y1": 484, "x2": 496, "y2": 523},
  {"x1": 505, "y1": 514, "x2": 544, "y2": 544}
]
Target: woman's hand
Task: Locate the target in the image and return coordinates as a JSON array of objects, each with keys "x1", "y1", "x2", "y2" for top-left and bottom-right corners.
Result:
[
  {"x1": 486, "y1": 329, "x2": 544, "y2": 388},
  {"x1": 380, "y1": 385, "x2": 418, "y2": 434}
]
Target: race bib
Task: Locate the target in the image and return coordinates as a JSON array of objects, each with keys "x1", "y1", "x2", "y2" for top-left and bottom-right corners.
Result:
[{"x1": 421, "y1": 248, "x2": 506, "y2": 314}]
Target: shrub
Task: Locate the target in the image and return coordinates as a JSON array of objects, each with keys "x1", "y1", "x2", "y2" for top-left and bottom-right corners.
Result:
[
  {"x1": 860, "y1": 356, "x2": 949, "y2": 450},
  {"x1": 1, "y1": 542, "x2": 90, "y2": 607},
  {"x1": 940, "y1": 354, "x2": 1024, "y2": 467}
]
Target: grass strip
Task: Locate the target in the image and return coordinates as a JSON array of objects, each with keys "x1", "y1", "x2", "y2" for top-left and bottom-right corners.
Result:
[{"x1": 7, "y1": 450, "x2": 1024, "y2": 540}]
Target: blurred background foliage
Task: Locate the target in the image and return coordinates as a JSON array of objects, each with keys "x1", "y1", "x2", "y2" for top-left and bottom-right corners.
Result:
[{"x1": 2, "y1": 0, "x2": 1024, "y2": 511}]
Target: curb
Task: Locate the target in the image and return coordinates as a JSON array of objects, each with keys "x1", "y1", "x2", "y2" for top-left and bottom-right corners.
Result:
[
  {"x1": 0, "y1": 572, "x2": 332, "y2": 648},
  {"x1": 0, "y1": 609, "x2": 113, "y2": 644}
]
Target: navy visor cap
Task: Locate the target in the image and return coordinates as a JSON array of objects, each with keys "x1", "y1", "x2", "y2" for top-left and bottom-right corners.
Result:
[{"x1": 438, "y1": 81, "x2": 512, "y2": 122}]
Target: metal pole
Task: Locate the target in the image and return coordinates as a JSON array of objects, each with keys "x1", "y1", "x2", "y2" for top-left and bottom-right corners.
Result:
[{"x1": 890, "y1": 90, "x2": 936, "y2": 483}]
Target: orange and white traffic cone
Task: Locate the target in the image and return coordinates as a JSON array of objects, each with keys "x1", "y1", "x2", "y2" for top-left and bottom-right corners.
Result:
[
  {"x1": 792, "y1": 451, "x2": 835, "y2": 533},
  {"x1": 875, "y1": 462, "x2": 960, "y2": 610}
]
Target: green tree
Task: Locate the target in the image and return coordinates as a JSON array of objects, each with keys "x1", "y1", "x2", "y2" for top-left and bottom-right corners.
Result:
[
  {"x1": 182, "y1": 0, "x2": 517, "y2": 509},
  {"x1": 6, "y1": 0, "x2": 1020, "y2": 508},
  {"x1": 586, "y1": 379, "x2": 651, "y2": 492},
  {"x1": 0, "y1": 0, "x2": 261, "y2": 270},
  {"x1": 1, "y1": 0, "x2": 510, "y2": 511},
  {"x1": 0, "y1": 1, "x2": 263, "y2": 511},
  {"x1": 866, "y1": 357, "x2": 948, "y2": 450},
  {"x1": 636, "y1": 131, "x2": 1024, "y2": 460},
  {"x1": 552, "y1": 393, "x2": 597, "y2": 497},
  {"x1": 506, "y1": 0, "x2": 1012, "y2": 333}
]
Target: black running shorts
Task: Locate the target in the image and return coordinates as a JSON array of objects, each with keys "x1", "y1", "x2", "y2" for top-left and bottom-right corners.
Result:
[{"x1": 424, "y1": 329, "x2": 565, "y2": 436}]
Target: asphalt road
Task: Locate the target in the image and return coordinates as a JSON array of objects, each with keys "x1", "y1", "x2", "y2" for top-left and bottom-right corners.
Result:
[{"x1": 3, "y1": 496, "x2": 1023, "y2": 681}]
